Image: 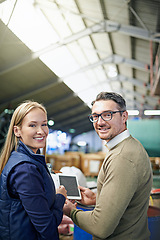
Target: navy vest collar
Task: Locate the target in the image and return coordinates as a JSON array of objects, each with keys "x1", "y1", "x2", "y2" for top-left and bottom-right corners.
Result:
[{"x1": 17, "y1": 141, "x2": 46, "y2": 167}]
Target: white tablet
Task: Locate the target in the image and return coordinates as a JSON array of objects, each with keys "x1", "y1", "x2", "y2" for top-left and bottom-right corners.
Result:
[{"x1": 51, "y1": 173, "x2": 82, "y2": 200}]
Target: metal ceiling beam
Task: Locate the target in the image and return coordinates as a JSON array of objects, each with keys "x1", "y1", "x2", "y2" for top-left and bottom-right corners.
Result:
[
  {"x1": 78, "y1": 0, "x2": 114, "y2": 92},
  {"x1": 112, "y1": 74, "x2": 150, "y2": 89},
  {"x1": 36, "y1": 0, "x2": 160, "y2": 42},
  {"x1": 121, "y1": 89, "x2": 158, "y2": 108},
  {"x1": 74, "y1": 74, "x2": 150, "y2": 98},
  {"x1": 126, "y1": 102, "x2": 151, "y2": 110},
  {"x1": 1, "y1": 18, "x2": 159, "y2": 76},
  {"x1": 126, "y1": 99, "x2": 151, "y2": 110},
  {"x1": 33, "y1": 20, "x2": 160, "y2": 46},
  {"x1": 98, "y1": 0, "x2": 115, "y2": 91},
  {"x1": 122, "y1": 95, "x2": 151, "y2": 110},
  {"x1": 64, "y1": 55, "x2": 152, "y2": 83},
  {"x1": 34, "y1": 0, "x2": 98, "y2": 24},
  {"x1": 0, "y1": 51, "x2": 152, "y2": 104},
  {"x1": 99, "y1": 20, "x2": 160, "y2": 43},
  {"x1": 0, "y1": 53, "x2": 152, "y2": 105},
  {"x1": 124, "y1": 90, "x2": 150, "y2": 104},
  {"x1": 59, "y1": 52, "x2": 158, "y2": 100}
]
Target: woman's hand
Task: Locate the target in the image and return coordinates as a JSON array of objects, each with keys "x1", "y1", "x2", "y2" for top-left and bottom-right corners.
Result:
[
  {"x1": 56, "y1": 185, "x2": 67, "y2": 198},
  {"x1": 79, "y1": 186, "x2": 96, "y2": 205}
]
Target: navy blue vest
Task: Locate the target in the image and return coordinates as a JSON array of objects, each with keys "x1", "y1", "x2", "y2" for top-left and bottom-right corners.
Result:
[{"x1": 0, "y1": 142, "x2": 58, "y2": 240}]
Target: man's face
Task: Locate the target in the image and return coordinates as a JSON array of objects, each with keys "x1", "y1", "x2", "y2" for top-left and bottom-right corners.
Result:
[{"x1": 92, "y1": 100, "x2": 128, "y2": 142}]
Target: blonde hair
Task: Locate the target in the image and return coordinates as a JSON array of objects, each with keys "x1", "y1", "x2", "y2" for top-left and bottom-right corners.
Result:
[{"x1": 0, "y1": 100, "x2": 47, "y2": 174}]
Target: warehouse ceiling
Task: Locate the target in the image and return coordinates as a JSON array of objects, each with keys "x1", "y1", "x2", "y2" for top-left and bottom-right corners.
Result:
[{"x1": 0, "y1": 0, "x2": 160, "y2": 138}]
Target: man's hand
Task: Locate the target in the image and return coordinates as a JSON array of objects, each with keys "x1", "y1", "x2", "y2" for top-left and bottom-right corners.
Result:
[
  {"x1": 78, "y1": 186, "x2": 96, "y2": 206},
  {"x1": 63, "y1": 199, "x2": 76, "y2": 217}
]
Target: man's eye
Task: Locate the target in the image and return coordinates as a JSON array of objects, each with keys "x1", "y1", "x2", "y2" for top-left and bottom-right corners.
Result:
[{"x1": 103, "y1": 113, "x2": 111, "y2": 117}]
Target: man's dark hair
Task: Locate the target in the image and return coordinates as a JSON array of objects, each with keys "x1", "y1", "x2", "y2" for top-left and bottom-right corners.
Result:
[{"x1": 91, "y1": 92, "x2": 126, "y2": 111}]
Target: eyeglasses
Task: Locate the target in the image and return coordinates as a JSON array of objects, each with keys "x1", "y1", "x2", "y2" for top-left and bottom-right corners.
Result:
[{"x1": 88, "y1": 111, "x2": 125, "y2": 123}]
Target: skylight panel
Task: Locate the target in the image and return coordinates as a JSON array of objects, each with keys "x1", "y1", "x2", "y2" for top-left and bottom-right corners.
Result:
[
  {"x1": 64, "y1": 73, "x2": 92, "y2": 93},
  {"x1": 1, "y1": 0, "x2": 59, "y2": 52},
  {"x1": 77, "y1": 88, "x2": 99, "y2": 108},
  {"x1": 0, "y1": 0, "x2": 114, "y2": 110},
  {"x1": 40, "y1": 46, "x2": 79, "y2": 77}
]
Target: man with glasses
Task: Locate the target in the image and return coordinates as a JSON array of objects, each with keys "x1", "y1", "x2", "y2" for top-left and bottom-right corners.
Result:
[{"x1": 63, "y1": 92, "x2": 152, "y2": 240}]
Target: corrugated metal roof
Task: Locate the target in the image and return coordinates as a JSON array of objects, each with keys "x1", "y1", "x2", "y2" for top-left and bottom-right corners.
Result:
[{"x1": 0, "y1": 0, "x2": 160, "y2": 139}]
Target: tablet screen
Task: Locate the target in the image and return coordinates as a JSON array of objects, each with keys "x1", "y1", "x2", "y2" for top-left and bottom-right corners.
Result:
[{"x1": 58, "y1": 174, "x2": 81, "y2": 200}]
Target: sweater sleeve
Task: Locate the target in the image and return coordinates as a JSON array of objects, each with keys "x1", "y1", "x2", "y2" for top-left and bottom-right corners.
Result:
[
  {"x1": 70, "y1": 156, "x2": 138, "y2": 239},
  {"x1": 8, "y1": 163, "x2": 65, "y2": 239}
]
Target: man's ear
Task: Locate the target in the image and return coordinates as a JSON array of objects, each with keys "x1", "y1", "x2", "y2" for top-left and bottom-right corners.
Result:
[
  {"x1": 122, "y1": 111, "x2": 128, "y2": 122},
  {"x1": 13, "y1": 126, "x2": 21, "y2": 137}
]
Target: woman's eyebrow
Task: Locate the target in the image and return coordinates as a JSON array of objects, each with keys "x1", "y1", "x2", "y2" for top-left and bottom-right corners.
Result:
[{"x1": 29, "y1": 119, "x2": 48, "y2": 122}]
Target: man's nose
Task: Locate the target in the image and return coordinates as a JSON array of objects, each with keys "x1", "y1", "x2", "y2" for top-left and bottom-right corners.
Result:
[{"x1": 97, "y1": 115, "x2": 105, "y2": 124}]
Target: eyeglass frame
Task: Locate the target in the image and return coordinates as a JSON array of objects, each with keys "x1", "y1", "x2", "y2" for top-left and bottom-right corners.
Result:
[{"x1": 88, "y1": 110, "x2": 126, "y2": 123}]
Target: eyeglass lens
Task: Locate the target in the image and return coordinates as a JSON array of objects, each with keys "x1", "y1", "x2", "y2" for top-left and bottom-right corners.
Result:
[
  {"x1": 90, "y1": 112, "x2": 112, "y2": 122},
  {"x1": 101, "y1": 112, "x2": 112, "y2": 120},
  {"x1": 89, "y1": 111, "x2": 124, "y2": 122}
]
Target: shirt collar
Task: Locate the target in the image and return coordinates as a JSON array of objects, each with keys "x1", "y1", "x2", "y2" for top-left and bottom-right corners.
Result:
[{"x1": 105, "y1": 129, "x2": 130, "y2": 151}]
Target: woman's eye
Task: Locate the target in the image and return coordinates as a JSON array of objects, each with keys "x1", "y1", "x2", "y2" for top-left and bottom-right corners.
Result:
[
  {"x1": 29, "y1": 124, "x2": 36, "y2": 127},
  {"x1": 42, "y1": 123, "x2": 48, "y2": 127}
]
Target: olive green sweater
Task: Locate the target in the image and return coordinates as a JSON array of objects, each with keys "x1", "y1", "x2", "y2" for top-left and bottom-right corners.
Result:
[{"x1": 71, "y1": 135, "x2": 152, "y2": 240}]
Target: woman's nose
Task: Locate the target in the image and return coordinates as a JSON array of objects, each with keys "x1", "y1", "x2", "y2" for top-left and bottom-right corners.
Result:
[{"x1": 37, "y1": 126, "x2": 44, "y2": 134}]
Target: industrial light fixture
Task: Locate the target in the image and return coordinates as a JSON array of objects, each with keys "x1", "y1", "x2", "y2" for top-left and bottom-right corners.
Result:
[
  {"x1": 4, "y1": 109, "x2": 14, "y2": 114},
  {"x1": 69, "y1": 129, "x2": 75, "y2": 134},
  {"x1": 127, "y1": 110, "x2": 139, "y2": 116},
  {"x1": 48, "y1": 120, "x2": 54, "y2": 126},
  {"x1": 77, "y1": 141, "x2": 86, "y2": 147},
  {"x1": 107, "y1": 65, "x2": 118, "y2": 78},
  {"x1": 144, "y1": 110, "x2": 160, "y2": 116}
]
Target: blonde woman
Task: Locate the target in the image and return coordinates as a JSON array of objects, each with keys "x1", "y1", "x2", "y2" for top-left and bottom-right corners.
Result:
[{"x1": 0, "y1": 100, "x2": 67, "y2": 240}]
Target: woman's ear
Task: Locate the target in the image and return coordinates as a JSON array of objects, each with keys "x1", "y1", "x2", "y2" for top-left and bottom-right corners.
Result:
[{"x1": 13, "y1": 126, "x2": 21, "y2": 137}]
